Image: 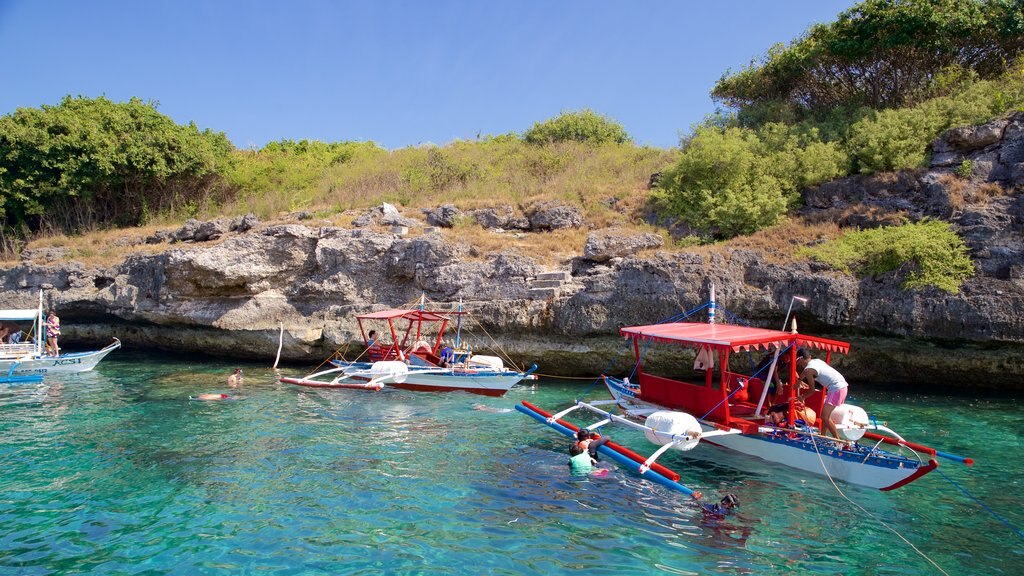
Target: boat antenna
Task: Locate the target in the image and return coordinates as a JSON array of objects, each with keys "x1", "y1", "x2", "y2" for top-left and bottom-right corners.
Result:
[
  {"x1": 782, "y1": 296, "x2": 807, "y2": 331},
  {"x1": 455, "y1": 297, "x2": 463, "y2": 349},
  {"x1": 708, "y1": 283, "x2": 716, "y2": 324}
]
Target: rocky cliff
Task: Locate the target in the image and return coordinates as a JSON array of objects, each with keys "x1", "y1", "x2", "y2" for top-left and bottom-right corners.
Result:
[{"x1": 3, "y1": 114, "x2": 1023, "y2": 389}]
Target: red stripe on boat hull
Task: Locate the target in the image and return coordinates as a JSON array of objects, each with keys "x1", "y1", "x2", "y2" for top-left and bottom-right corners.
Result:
[
  {"x1": 389, "y1": 382, "x2": 508, "y2": 397},
  {"x1": 881, "y1": 459, "x2": 939, "y2": 491}
]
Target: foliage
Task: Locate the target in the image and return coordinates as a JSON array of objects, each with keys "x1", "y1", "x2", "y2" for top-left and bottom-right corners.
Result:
[
  {"x1": 956, "y1": 159, "x2": 975, "y2": 179},
  {"x1": 0, "y1": 95, "x2": 233, "y2": 233},
  {"x1": 846, "y1": 73, "x2": 1022, "y2": 172},
  {"x1": 713, "y1": 0, "x2": 1024, "y2": 113},
  {"x1": 801, "y1": 219, "x2": 974, "y2": 293},
  {"x1": 217, "y1": 135, "x2": 676, "y2": 224},
  {"x1": 227, "y1": 139, "x2": 382, "y2": 204},
  {"x1": 523, "y1": 109, "x2": 631, "y2": 145},
  {"x1": 652, "y1": 124, "x2": 847, "y2": 238}
]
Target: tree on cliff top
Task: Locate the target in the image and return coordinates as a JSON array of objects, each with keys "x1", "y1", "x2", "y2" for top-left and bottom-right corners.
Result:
[
  {"x1": 712, "y1": 0, "x2": 1024, "y2": 116},
  {"x1": 0, "y1": 96, "x2": 234, "y2": 237},
  {"x1": 523, "y1": 109, "x2": 632, "y2": 145}
]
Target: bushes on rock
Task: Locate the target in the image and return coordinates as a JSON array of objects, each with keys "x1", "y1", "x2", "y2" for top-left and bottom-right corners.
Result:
[
  {"x1": 801, "y1": 219, "x2": 974, "y2": 293},
  {"x1": 652, "y1": 124, "x2": 847, "y2": 238},
  {"x1": 523, "y1": 109, "x2": 631, "y2": 145}
]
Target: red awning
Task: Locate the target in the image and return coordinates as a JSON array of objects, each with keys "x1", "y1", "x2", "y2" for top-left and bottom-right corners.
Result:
[
  {"x1": 619, "y1": 322, "x2": 850, "y2": 354},
  {"x1": 356, "y1": 309, "x2": 451, "y2": 322}
]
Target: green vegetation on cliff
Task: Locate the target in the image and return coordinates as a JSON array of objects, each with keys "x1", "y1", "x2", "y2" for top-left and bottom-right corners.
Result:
[
  {"x1": 802, "y1": 219, "x2": 974, "y2": 293},
  {"x1": 0, "y1": 96, "x2": 232, "y2": 237},
  {"x1": 1, "y1": 0, "x2": 1020, "y2": 296}
]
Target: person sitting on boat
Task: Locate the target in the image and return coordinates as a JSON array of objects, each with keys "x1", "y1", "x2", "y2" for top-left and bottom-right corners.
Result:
[
  {"x1": 0, "y1": 320, "x2": 22, "y2": 343},
  {"x1": 227, "y1": 367, "x2": 243, "y2": 388},
  {"x1": 439, "y1": 344, "x2": 455, "y2": 367},
  {"x1": 766, "y1": 402, "x2": 815, "y2": 430},
  {"x1": 702, "y1": 493, "x2": 739, "y2": 517},
  {"x1": 44, "y1": 310, "x2": 61, "y2": 356},
  {"x1": 366, "y1": 330, "x2": 378, "y2": 348},
  {"x1": 755, "y1": 347, "x2": 807, "y2": 404},
  {"x1": 795, "y1": 355, "x2": 849, "y2": 439}
]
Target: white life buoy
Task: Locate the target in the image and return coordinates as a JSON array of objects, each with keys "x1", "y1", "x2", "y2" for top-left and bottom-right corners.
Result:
[
  {"x1": 830, "y1": 403, "x2": 869, "y2": 441},
  {"x1": 643, "y1": 411, "x2": 702, "y2": 451}
]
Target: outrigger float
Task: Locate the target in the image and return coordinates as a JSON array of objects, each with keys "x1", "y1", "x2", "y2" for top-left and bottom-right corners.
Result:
[
  {"x1": 281, "y1": 306, "x2": 537, "y2": 396},
  {"x1": 1, "y1": 291, "x2": 120, "y2": 384},
  {"x1": 519, "y1": 292, "x2": 973, "y2": 492}
]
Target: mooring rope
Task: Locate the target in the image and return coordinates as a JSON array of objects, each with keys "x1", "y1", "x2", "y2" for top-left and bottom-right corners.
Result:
[
  {"x1": 807, "y1": 436, "x2": 951, "y2": 576},
  {"x1": 935, "y1": 468, "x2": 1024, "y2": 540}
]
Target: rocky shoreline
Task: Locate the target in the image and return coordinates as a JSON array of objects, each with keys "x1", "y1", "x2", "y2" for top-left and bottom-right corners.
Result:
[{"x1": 3, "y1": 114, "x2": 1023, "y2": 389}]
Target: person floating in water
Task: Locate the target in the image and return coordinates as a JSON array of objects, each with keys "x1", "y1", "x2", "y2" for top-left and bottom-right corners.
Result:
[
  {"x1": 568, "y1": 429, "x2": 610, "y2": 476},
  {"x1": 227, "y1": 367, "x2": 243, "y2": 388},
  {"x1": 192, "y1": 393, "x2": 229, "y2": 401},
  {"x1": 702, "y1": 493, "x2": 739, "y2": 518}
]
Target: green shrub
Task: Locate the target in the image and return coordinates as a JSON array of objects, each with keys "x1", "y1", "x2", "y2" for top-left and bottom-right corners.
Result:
[
  {"x1": 523, "y1": 109, "x2": 631, "y2": 145},
  {"x1": 956, "y1": 159, "x2": 975, "y2": 179},
  {"x1": 0, "y1": 95, "x2": 233, "y2": 232},
  {"x1": 653, "y1": 123, "x2": 846, "y2": 238},
  {"x1": 801, "y1": 219, "x2": 974, "y2": 293}
]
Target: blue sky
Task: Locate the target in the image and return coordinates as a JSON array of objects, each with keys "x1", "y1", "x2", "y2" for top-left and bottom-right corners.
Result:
[{"x1": 0, "y1": 0, "x2": 856, "y2": 150}]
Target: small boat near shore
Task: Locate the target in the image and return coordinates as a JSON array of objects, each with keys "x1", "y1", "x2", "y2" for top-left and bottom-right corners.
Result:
[
  {"x1": 1, "y1": 292, "x2": 121, "y2": 383},
  {"x1": 281, "y1": 306, "x2": 537, "y2": 396},
  {"x1": 519, "y1": 291, "x2": 972, "y2": 492}
]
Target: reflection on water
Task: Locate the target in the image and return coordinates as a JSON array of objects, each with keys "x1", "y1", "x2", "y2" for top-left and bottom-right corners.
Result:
[{"x1": 0, "y1": 353, "x2": 1021, "y2": 574}]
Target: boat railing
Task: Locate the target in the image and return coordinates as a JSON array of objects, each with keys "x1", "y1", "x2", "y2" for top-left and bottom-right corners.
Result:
[{"x1": 0, "y1": 343, "x2": 37, "y2": 359}]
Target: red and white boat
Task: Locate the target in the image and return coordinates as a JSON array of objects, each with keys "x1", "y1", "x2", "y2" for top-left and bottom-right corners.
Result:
[
  {"x1": 281, "y1": 307, "x2": 537, "y2": 397},
  {"x1": 520, "y1": 293, "x2": 972, "y2": 492}
]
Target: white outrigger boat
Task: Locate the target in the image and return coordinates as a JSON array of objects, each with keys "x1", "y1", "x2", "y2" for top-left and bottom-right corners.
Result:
[
  {"x1": 281, "y1": 307, "x2": 537, "y2": 396},
  {"x1": 1, "y1": 291, "x2": 120, "y2": 383},
  {"x1": 519, "y1": 294, "x2": 972, "y2": 493}
]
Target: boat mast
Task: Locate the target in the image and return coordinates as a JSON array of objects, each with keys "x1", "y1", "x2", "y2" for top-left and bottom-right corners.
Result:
[
  {"x1": 36, "y1": 289, "x2": 43, "y2": 357},
  {"x1": 708, "y1": 283, "x2": 716, "y2": 325},
  {"x1": 455, "y1": 297, "x2": 463, "y2": 349}
]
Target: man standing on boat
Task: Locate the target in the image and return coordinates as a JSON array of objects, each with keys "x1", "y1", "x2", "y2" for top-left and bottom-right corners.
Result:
[{"x1": 795, "y1": 356, "x2": 849, "y2": 439}]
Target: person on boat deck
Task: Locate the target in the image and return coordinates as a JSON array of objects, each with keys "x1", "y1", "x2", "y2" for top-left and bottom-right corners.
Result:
[
  {"x1": 44, "y1": 310, "x2": 60, "y2": 356},
  {"x1": 366, "y1": 330, "x2": 378, "y2": 348},
  {"x1": 766, "y1": 402, "x2": 816, "y2": 429},
  {"x1": 755, "y1": 347, "x2": 807, "y2": 404},
  {"x1": 0, "y1": 321, "x2": 22, "y2": 343},
  {"x1": 439, "y1": 344, "x2": 455, "y2": 367},
  {"x1": 227, "y1": 367, "x2": 243, "y2": 388},
  {"x1": 795, "y1": 355, "x2": 849, "y2": 439}
]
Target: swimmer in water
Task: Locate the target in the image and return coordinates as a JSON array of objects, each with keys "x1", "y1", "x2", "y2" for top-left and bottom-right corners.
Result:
[
  {"x1": 227, "y1": 367, "x2": 243, "y2": 388},
  {"x1": 192, "y1": 393, "x2": 229, "y2": 401}
]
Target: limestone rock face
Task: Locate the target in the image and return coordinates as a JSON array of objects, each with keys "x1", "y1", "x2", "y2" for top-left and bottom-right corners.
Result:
[
  {"x1": 583, "y1": 230, "x2": 664, "y2": 262},
  {"x1": 527, "y1": 202, "x2": 583, "y2": 230},
  {"x1": 4, "y1": 114, "x2": 1024, "y2": 388}
]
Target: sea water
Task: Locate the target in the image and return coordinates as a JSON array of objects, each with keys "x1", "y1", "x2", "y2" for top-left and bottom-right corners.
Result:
[{"x1": 1, "y1": 352, "x2": 1021, "y2": 575}]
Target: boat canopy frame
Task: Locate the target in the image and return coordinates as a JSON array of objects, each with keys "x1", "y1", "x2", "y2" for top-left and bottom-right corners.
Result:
[{"x1": 619, "y1": 322, "x2": 851, "y2": 430}]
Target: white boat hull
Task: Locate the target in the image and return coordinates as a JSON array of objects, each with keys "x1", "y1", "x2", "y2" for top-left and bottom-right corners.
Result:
[
  {"x1": 1, "y1": 339, "x2": 121, "y2": 377},
  {"x1": 605, "y1": 378, "x2": 935, "y2": 491}
]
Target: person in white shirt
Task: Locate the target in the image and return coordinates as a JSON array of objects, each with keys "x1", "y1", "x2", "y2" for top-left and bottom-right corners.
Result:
[{"x1": 796, "y1": 356, "x2": 849, "y2": 439}]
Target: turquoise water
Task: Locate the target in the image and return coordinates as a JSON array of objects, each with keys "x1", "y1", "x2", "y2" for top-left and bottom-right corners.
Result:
[{"x1": 1, "y1": 352, "x2": 1022, "y2": 575}]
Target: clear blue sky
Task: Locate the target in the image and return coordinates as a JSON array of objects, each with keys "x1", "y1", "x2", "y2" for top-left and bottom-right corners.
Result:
[{"x1": 0, "y1": 0, "x2": 856, "y2": 150}]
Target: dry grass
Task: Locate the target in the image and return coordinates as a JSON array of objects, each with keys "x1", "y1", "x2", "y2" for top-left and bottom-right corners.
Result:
[
  {"x1": 441, "y1": 223, "x2": 591, "y2": 267},
  {"x1": 677, "y1": 219, "x2": 844, "y2": 264},
  {"x1": 8, "y1": 226, "x2": 182, "y2": 267}
]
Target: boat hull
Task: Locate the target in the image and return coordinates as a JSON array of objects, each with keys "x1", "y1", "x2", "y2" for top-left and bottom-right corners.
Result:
[
  {"x1": 604, "y1": 377, "x2": 936, "y2": 490},
  {"x1": 350, "y1": 370, "x2": 527, "y2": 397},
  {"x1": 1, "y1": 339, "x2": 121, "y2": 377}
]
